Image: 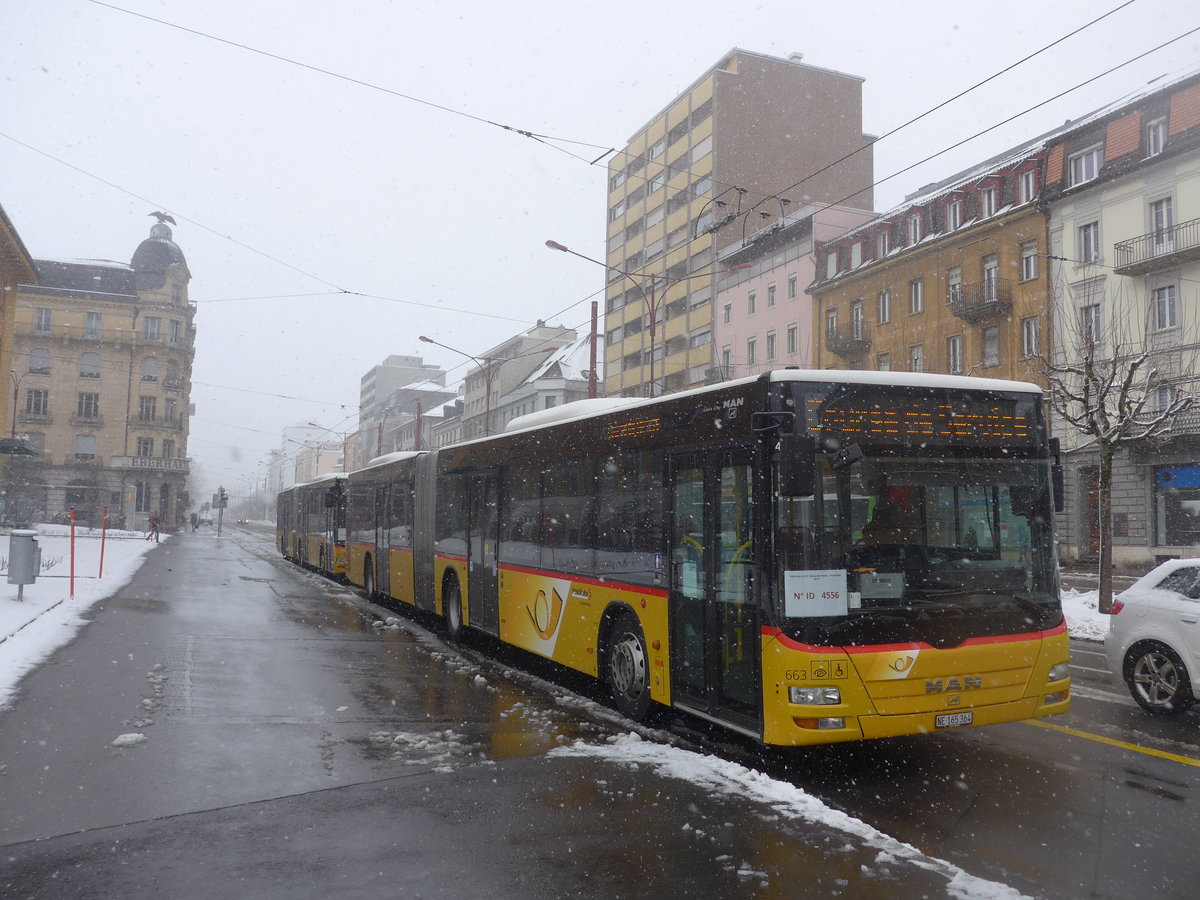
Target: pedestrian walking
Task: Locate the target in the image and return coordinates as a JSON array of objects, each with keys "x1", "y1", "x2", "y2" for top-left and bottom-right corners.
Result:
[{"x1": 146, "y1": 513, "x2": 160, "y2": 543}]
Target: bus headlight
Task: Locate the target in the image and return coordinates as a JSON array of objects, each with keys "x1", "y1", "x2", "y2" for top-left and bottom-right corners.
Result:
[
  {"x1": 1048, "y1": 663, "x2": 1070, "y2": 682},
  {"x1": 789, "y1": 686, "x2": 841, "y2": 705}
]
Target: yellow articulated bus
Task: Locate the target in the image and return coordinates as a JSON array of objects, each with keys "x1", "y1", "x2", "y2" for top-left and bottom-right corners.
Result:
[
  {"x1": 276, "y1": 472, "x2": 348, "y2": 579},
  {"x1": 323, "y1": 370, "x2": 1070, "y2": 746}
]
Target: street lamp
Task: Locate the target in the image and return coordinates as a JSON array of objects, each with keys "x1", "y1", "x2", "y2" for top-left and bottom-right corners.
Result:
[
  {"x1": 545, "y1": 240, "x2": 749, "y2": 397},
  {"x1": 419, "y1": 335, "x2": 552, "y2": 437}
]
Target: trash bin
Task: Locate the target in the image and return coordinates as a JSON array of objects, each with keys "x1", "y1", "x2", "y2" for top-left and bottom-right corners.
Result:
[{"x1": 8, "y1": 529, "x2": 41, "y2": 600}]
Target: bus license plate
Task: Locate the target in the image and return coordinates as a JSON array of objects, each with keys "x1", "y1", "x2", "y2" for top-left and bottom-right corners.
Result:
[{"x1": 935, "y1": 711, "x2": 973, "y2": 729}]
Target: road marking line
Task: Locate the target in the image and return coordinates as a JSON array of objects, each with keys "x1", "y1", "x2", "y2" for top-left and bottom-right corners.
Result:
[{"x1": 1027, "y1": 719, "x2": 1200, "y2": 768}]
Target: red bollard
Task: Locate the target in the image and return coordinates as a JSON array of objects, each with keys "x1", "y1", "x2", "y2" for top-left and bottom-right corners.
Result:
[
  {"x1": 69, "y1": 507, "x2": 76, "y2": 599},
  {"x1": 99, "y1": 506, "x2": 109, "y2": 579}
]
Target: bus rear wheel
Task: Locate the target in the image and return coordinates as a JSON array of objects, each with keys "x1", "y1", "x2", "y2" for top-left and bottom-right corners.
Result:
[
  {"x1": 363, "y1": 559, "x2": 376, "y2": 599},
  {"x1": 444, "y1": 577, "x2": 464, "y2": 642},
  {"x1": 606, "y1": 610, "x2": 651, "y2": 721}
]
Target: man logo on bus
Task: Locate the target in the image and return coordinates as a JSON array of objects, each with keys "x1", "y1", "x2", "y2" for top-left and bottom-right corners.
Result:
[{"x1": 926, "y1": 676, "x2": 983, "y2": 693}]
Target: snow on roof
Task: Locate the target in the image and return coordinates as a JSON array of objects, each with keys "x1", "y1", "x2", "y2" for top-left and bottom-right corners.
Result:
[
  {"x1": 521, "y1": 333, "x2": 593, "y2": 385},
  {"x1": 361, "y1": 450, "x2": 424, "y2": 470},
  {"x1": 504, "y1": 397, "x2": 641, "y2": 433}
]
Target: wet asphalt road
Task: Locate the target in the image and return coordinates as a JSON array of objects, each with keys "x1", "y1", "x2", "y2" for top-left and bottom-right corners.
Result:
[{"x1": 1, "y1": 527, "x2": 1199, "y2": 898}]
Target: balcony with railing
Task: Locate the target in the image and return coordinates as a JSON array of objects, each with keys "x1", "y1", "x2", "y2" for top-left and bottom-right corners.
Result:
[
  {"x1": 129, "y1": 414, "x2": 183, "y2": 432},
  {"x1": 950, "y1": 278, "x2": 1013, "y2": 324},
  {"x1": 1113, "y1": 216, "x2": 1200, "y2": 275},
  {"x1": 826, "y1": 322, "x2": 872, "y2": 359}
]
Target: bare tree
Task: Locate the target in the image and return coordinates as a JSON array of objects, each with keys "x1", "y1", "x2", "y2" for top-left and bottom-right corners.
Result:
[{"x1": 1044, "y1": 274, "x2": 1196, "y2": 613}]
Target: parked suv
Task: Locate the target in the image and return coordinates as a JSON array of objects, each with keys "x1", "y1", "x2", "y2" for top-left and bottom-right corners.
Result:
[{"x1": 1106, "y1": 559, "x2": 1200, "y2": 714}]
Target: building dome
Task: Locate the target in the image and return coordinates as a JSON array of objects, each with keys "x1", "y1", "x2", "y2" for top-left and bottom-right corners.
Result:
[{"x1": 131, "y1": 222, "x2": 189, "y2": 291}]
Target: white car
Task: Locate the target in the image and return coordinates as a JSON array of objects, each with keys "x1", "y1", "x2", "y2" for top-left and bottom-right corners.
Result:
[{"x1": 1106, "y1": 559, "x2": 1200, "y2": 714}]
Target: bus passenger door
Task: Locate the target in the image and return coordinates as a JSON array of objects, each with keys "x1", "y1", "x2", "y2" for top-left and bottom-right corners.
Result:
[
  {"x1": 467, "y1": 473, "x2": 500, "y2": 635},
  {"x1": 375, "y1": 485, "x2": 390, "y2": 596},
  {"x1": 668, "y1": 449, "x2": 761, "y2": 733}
]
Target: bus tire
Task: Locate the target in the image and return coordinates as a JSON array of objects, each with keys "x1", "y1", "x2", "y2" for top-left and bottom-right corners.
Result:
[
  {"x1": 444, "y1": 576, "x2": 464, "y2": 642},
  {"x1": 363, "y1": 557, "x2": 376, "y2": 599},
  {"x1": 605, "y1": 609, "x2": 651, "y2": 721}
]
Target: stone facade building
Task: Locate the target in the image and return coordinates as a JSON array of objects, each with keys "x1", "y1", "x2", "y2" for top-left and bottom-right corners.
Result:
[{"x1": 8, "y1": 221, "x2": 195, "y2": 530}]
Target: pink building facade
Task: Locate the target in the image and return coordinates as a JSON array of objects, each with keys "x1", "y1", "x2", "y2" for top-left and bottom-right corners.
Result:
[{"x1": 714, "y1": 204, "x2": 876, "y2": 380}]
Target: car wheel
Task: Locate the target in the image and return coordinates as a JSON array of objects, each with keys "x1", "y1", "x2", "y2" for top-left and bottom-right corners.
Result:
[
  {"x1": 1125, "y1": 641, "x2": 1195, "y2": 714},
  {"x1": 605, "y1": 610, "x2": 652, "y2": 721}
]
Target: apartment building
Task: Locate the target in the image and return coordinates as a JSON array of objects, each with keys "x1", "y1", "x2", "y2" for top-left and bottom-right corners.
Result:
[
  {"x1": 603, "y1": 49, "x2": 874, "y2": 398},
  {"x1": 8, "y1": 220, "x2": 195, "y2": 529},
  {"x1": 1043, "y1": 71, "x2": 1200, "y2": 566},
  {"x1": 0, "y1": 203, "x2": 38, "y2": 490},
  {"x1": 809, "y1": 139, "x2": 1052, "y2": 384}
]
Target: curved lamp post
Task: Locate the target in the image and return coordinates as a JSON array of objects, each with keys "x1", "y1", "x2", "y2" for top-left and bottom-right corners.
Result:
[
  {"x1": 545, "y1": 240, "x2": 748, "y2": 397},
  {"x1": 419, "y1": 335, "x2": 552, "y2": 437}
]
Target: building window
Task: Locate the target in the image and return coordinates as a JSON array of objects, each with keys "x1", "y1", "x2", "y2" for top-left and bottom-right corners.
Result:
[
  {"x1": 723, "y1": 303, "x2": 732, "y2": 325},
  {"x1": 144, "y1": 316, "x2": 161, "y2": 340},
  {"x1": 27, "y1": 348, "x2": 51, "y2": 375},
  {"x1": 689, "y1": 329, "x2": 711, "y2": 348},
  {"x1": 162, "y1": 439, "x2": 175, "y2": 459},
  {"x1": 1157, "y1": 385, "x2": 1176, "y2": 412},
  {"x1": 947, "y1": 266, "x2": 963, "y2": 302},
  {"x1": 787, "y1": 324, "x2": 798, "y2": 355},
  {"x1": 165, "y1": 398, "x2": 178, "y2": 424},
  {"x1": 80, "y1": 352, "x2": 102, "y2": 378},
  {"x1": 1080, "y1": 303, "x2": 1103, "y2": 344},
  {"x1": 909, "y1": 345, "x2": 924, "y2": 373},
  {"x1": 982, "y1": 326, "x2": 1000, "y2": 367},
  {"x1": 877, "y1": 353, "x2": 891, "y2": 371},
  {"x1": 1022, "y1": 316, "x2": 1041, "y2": 357},
  {"x1": 877, "y1": 230, "x2": 890, "y2": 257},
  {"x1": 947, "y1": 335, "x2": 963, "y2": 374},
  {"x1": 766, "y1": 331, "x2": 777, "y2": 360},
  {"x1": 980, "y1": 186, "x2": 997, "y2": 218},
  {"x1": 1154, "y1": 284, "x2": 1178, "y2": 330},
  {"x1": 721, "y1": 346, "x2": 732, "y2": 377},
  {"x1": 647, "y1": 172, "x2": 664, "y2": 193},
  {"x1": 825, "y1": 308, "x2": 838, "y2": 342},
  {"x1": 748, "y1": 291, "x2": 756, "y2": 315},
  {"x1": 34, "y1": 307, "x2": 52, "y2": 334},
  {"x1": 907, "y1": 213, "x2": 922, "y2": 244},
  {"x1": 75, "y1": 434, "x2": 97, "y2": 461},
  {"x1": 77, "y1": 392, "x2": 100, "y2": 420},
  {"x1": 1020, "y1": 241, "x2": 1039, "y2": 281},
  {"x1": 1146, "y1": 118, "x2": 1167, "y2": 157},
  {"x1": 787, "y1": 274, "x2": 797, "y2": 299},
  {"x1": 1151, "y1": 197, "x2": 1175, "y2": 251},
  {"x1": 825, "y1": 253, "x2": 837, "y2": 279},
  {"x1": 1078, "y1": 221, "x2": 1101, "y2": 263},
  {"x1": 850, "y1": 243, "x2": 862, "y2": 267},
  {"x1": 1068, "y1": 146, "x2": 1103, "y2": 186},
  {"x1": 141, "y1": 357, "x2": 159, "y2": 381},
  {"x1": 767, "y1": 284, "x2": 776, "y2": 307},
  {"x1": 648, "y1": 138, "x2": 665, "y2": 160},
  {"x1": 25, "y1": 389, "x2": 49, "y2": 417},
  {"x1": 746, "y1": 338, "x2": 757, "y2": 366},
  {"x1": 909, "y1": 280, "x2": 923, "y2": 315},
  {"x1": 1019, "y1": 169, "x2": 1037, "y2": 204},
  {"x1": 851, "y1": 300, "x2": 864, "y2": 339},
  {"x1": 982, "y1": 255, "x2": 999, "y2": 300},
  {"x1": 86, "y1": 311, "x2": 102, "y2": 338},
  {"x1": 139, "y1": 396, "x2": 157, "y2": 421},
  {"x1": 135, "y1": 480, "x2": 151, "y2": 514},
  {"x1": 877, "y1": 290, "x2": 890, "y2": 324},
  {"x1": 946, "y1": 199, "x2": 963, "y2": 231},
  {"x1": 609, "y1": 200, "x2": 625, "y2": 222}
]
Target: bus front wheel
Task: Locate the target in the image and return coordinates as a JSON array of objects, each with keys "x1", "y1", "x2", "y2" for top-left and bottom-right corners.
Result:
[
  {"x1": 444, "y1": 577, "x2": 464, "y2": 642},
  {"x1": 605, "y1": 610, "x2": 651, "y2": 721}
]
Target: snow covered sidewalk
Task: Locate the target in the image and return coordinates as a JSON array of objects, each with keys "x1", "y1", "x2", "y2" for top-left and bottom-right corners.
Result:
[{"x1": 0, "y1": 525, "x2": 163, "y2": 709}]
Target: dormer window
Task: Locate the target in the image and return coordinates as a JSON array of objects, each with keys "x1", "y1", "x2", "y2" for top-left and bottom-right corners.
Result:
[
  {"x1": 1146, "y1": 118, "x2": 1167, "y2": 157},
  {"x1": 877, "y1": 229, "x2": 891, "y2": 258},
  {"x1": 850, "y1": 242, "x2": 863, "y2": 268},
  {"x1": 825, "y1": 252, "x2": 838, "y2": 279},
  {"x1": 980, "y1": 186, "x2": 997, "y2": 218},
  {"x1": 907, "y1": 213, "x2": 922, "y2": 244},
  {"x1": 1019, "y1": 168, "x2": 1037, "y2": 204},
  {"x1": 947, "y1": 198, "x2": 963, "y2": 231},
  {"x1": 1068, "y1": 145, "x2": 1103, "y2": 186}
]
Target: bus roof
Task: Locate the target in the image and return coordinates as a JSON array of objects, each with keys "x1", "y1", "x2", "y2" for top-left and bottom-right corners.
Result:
[
  {"x1": 494, "y1": 370, "x2": 1043, "y2": 441},
  {"x1": 362, "y1": 450, "x2": 425, "y2": 470}
]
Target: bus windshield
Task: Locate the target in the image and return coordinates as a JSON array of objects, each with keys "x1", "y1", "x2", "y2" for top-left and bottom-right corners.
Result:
[{"x1": 775, "y1": 449, "x2": 1059, "y2": 644}]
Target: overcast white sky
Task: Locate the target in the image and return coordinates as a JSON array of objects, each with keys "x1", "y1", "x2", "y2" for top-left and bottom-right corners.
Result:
[{"x1": 2, "y1": 0, "x2": 1197, "y2": 498}]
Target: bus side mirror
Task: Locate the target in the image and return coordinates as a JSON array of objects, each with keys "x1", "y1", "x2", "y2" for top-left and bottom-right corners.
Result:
[
  {"x1": 1049, "y1": 438, "x2": 1064, "y2": 513},
  {"x1": 778, "y1": 433, "x2": 815, "y2": 497}
]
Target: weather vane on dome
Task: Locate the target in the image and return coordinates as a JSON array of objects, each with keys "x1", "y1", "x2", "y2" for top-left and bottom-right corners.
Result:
[{"x1": 148, "y1": 211, "x2": 176, "y2": 225}]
